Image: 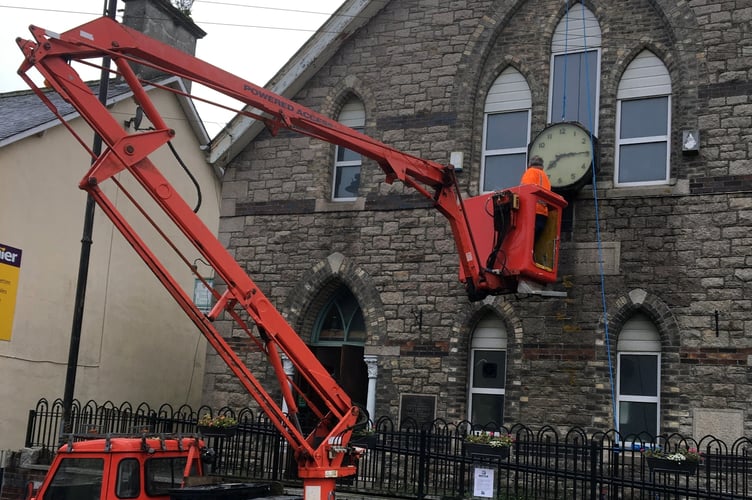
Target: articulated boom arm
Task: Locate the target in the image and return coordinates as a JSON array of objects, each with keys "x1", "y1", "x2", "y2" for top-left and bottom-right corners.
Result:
[
  {"x1": 16, "y1": 15, "x2": 566, "y2": 498},
  {"x1": 18, "y1": 16, "x2": 503, "y2": 297},
  {"x1": 16, "y1": 18, "x2": 365, "y2": 489}
]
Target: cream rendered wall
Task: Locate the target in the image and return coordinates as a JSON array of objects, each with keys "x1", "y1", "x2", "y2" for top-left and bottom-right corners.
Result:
[{"x1": 0, "y1": 86, "x2": 220, "y2": 450}]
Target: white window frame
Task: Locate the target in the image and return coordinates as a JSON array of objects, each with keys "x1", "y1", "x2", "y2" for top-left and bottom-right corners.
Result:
[
  {"x1": 480, "y1": 68, "x2": 532, "y2": 193},
  {"x1": 616, "y1": 352, "x2": 661, "y2": 440},
  {"x1": 468, "y1": 316, "x2": 507, "y2": 425},
  {"x1": 614, "y1": 98, "x2": 671, "y2": 186},
  {"x1": 333, "y1": 140, "x2": 362, "y2": 201},
  {"x1": 481, "y1": 111, "x2": 531, "y2": 192},
  {"x1": 614, "y1": 51, "x2": 672, "y2": 187},
  {"x1": 332, "y1": 99, "x2": 365, "y2": 201}
]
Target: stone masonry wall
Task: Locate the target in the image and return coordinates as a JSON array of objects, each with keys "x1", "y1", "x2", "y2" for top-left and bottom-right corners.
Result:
[{"x1": 206, "y1": 0, "x2": 752, "y2": 439}]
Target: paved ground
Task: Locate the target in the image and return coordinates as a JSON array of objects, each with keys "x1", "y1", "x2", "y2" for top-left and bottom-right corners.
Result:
[{"x1": 284, "y1": 487, "x2": 399, "y2": 500}]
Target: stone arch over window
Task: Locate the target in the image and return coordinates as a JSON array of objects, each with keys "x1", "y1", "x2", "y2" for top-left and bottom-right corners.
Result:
[
  {"x1": 285, "y1": 252, "x2": 386, "y2": 343},
  {"x1": 605, "y1": 288, "x2": 680, "y2": 436},
  {"x1": 607, "y1": 288, "x2": 678, "y2": 348},
  {"x1": 283, "y1": 253, "x2": 386, "y2": 422},
  {"x1": 320, "y1": 75, "x2": 375, "y2": 121}
]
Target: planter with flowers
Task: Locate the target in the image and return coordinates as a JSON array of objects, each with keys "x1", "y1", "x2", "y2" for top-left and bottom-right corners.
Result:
[
  {"x1": 197, "y1": 414, "x2": 238, "y2": 437},
  {"x1": 642, "y1": 447, "x2": 702, "y2": 475},
  {"x1": 463, "y1": 431, "x2": 514, "y2": 460}
]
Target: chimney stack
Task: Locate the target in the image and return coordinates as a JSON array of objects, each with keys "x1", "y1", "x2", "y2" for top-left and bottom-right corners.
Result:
[{"x1": 122, "y1": 0, "x2": 206, "y2": 81}]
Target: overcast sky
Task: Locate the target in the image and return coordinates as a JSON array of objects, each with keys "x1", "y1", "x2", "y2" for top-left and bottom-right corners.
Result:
[{"x1": 1, "y1": 0, "x2": 343, "y2": 135}]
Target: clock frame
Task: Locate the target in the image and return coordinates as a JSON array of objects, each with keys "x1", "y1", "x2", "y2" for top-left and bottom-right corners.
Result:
[{"x1": 528, "y1": 121, "x2": 598, "y2": 191}]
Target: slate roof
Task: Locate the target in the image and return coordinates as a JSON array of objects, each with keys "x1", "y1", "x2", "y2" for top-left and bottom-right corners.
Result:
[
  {"x1": 0, "y1": 76, "x2": 210, "y2": 152},
  {"x1": 0, "y1": 79, "x2": 135, "y2": 146}
]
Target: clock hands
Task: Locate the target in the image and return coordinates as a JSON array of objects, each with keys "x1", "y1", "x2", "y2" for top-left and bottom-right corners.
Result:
[{"x1": 545, "y1": 151, "x2": 591, "y2": 171}]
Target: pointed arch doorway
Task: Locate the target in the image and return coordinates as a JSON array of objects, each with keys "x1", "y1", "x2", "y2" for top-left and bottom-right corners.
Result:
[{"x1": 297, "y1": 285, "x2": 369, "y2": 430}]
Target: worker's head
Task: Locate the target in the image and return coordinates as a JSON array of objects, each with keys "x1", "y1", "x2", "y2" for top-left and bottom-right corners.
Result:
[{"x1": 529, "y1": 156, "x2": 544, "y2": 169}]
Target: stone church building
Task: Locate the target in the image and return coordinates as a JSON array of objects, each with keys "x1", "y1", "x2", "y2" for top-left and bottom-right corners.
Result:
[{"x1": 203, "y1": 0, "x2": 752, "y2": 443}]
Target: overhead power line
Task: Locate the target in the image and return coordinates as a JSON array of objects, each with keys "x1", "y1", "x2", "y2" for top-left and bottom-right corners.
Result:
[
  {"x1": 196, "y1": 0, "x2": 341, "y2": 17},
  {"x1": 0, "y1": 4, "x2": 100, "y2": 17},
  {"x1": 2, "y1": 3, "x2": 745, "y2": 61},
  {"x1": 0, "y1": 2, "x2": 339, "y2": 35}
]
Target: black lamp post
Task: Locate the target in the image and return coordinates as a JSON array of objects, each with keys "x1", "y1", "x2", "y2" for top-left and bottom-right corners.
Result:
[{"x1": 61, "y1": 0, "x2": 119, "y2": 439}]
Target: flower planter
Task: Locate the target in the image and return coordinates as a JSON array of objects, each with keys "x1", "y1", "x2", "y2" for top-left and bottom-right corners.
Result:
[
  {"x1": 646, "y1": 457, "x2": 698, "y2": 475},
  {"x1": 198, "y1": 425, "x2": 237, "y2": 438},
  {"x1": 463, "y1": 442, "x2": 510, "y2": 460}
]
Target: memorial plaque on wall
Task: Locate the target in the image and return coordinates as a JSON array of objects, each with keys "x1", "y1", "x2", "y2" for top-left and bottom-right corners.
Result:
[{"x1": 399, "y1": 394, "x2": 436, "y2": 426}]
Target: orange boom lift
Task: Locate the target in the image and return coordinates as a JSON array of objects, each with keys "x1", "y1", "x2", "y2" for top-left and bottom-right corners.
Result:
[{"x1": 17, "y1": 16, "x2": 566, "y2": 500}]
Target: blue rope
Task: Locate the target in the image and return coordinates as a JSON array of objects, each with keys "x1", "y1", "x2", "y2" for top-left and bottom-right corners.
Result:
[
  {"x1": 575, "y1": 2, "x2": 618, "y2": 430},
  {"x1": 561, "y1": 3, "x2": 617, "y2": 430},
  {"x1": 560, "y1": 1, "x2": 569, "y2": 121}
]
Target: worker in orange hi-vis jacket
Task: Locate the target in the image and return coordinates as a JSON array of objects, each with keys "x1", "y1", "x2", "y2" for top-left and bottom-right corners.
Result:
[{"x1": 520, "y1": 156, "x2": 552, "y2": 241}]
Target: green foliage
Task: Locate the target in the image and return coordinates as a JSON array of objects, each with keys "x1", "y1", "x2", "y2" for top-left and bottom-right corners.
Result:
[
  {"x1": 641, "y1": 446, "x2": 701, "y2": 462},
  {"x1": 198, "y1": 414, "x2": 237, "y2": 428},
  {"x1": 465, "y1": 431, "x2": 514, "y2": 447}
]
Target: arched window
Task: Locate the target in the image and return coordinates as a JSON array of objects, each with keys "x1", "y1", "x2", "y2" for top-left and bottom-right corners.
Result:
[
  {"x1": 549, "y1": 4, "x2": 601, "y2": 132},
  {"x1": 468, "y1": 315, "x2": 508, "y2": 425},
  {"x1": 615, "y1": 51, "x2": 671, "y2": 186},
  {"x1": 314, "y1": 287, "x2": 366, "y2": 344},
  {"x1": 481, "y1": 68, "x2": 532, "y2": 191},
  {"x1": 332, "y1": 98, "x2": 365, "y2": 200},
  {"x1": 616, "y1": 313, "x2": 661, "y2": 439}
]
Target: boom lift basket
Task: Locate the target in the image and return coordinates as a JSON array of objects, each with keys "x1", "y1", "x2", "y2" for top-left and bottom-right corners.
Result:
[{"x1": 463, "y1": 184, "x2": 567, "y2": 291}]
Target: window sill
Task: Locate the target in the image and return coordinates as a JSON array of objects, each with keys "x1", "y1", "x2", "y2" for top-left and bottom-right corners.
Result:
[
  {"x1": 315, "y1": 198, "x2": 365, "y2": 212},
  {"x1": 578, "y1": 179, "x2": 689, "y2": 199}
]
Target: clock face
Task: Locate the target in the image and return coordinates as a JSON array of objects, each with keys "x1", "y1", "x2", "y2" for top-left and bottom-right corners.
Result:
[{"x1": 529, "y1": 122, "x2": 596, "y2": 190}]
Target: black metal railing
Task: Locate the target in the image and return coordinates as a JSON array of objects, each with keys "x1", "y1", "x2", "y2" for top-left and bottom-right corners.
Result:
[{"x1": 24, "y1": 398, "x2": 752, "y2": 499}]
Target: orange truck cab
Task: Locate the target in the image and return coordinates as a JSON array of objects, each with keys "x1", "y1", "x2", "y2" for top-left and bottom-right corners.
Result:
[{"x1": 29, "y1": 433, "x2": 272, "y2": 500}]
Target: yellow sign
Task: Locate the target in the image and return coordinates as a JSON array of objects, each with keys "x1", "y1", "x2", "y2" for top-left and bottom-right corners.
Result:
[{"x1": 0, "y1": 243, "x2": 22, "y2": 341}]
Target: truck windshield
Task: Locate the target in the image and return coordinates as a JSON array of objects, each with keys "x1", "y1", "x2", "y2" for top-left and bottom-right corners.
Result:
[
  {"x1": 145, "y1": 457, "x2": 187, "y2": 496},
  {"x1": 40, "y1": 457, "x2": 104, "y2": 500}
]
